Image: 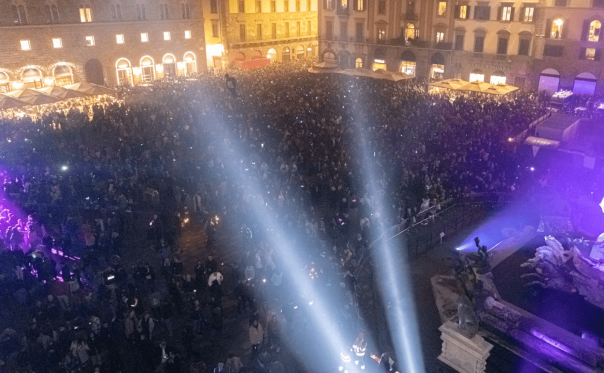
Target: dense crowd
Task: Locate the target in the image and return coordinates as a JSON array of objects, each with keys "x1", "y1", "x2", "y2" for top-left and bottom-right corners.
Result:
[{"x1": 0, "y1": 58, "x2": 556, "y2": 373}]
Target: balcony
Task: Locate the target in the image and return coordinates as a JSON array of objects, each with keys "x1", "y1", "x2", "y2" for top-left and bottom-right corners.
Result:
[
  {"x1": 402, "y1": 13, "x2": 418, "y2": 21},
  {"x1": 336, "y1": 5, "x2": 349, "y2": 16}
]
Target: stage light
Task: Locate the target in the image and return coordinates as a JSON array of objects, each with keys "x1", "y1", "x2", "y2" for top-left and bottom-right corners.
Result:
[
  {"x1": 530, "y1": 167, "x2": 535, "y2": 171},
  {"x1": 600, "y1": 197, "x2": 604, "y2": 213},
  {"x1": 61, "y1": 165, "x2": 68, "y2": 171}
]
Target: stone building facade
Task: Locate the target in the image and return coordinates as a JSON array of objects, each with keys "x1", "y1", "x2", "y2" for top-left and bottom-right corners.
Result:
[
  {"x1": 318, "y1": 0, "x2": 604, "y2": 95},
  {"x1": 203, "y1": 0, "x2": 319, "y2": 68},
  {"x1": 0, "y1": 0, "x2": 206, "y2": 91}
]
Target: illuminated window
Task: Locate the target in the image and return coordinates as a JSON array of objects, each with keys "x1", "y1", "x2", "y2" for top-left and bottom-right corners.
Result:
[
  {"x1": 523, "y1": 6, "x2": 534, "y2": 22},
  {"x1": 20, "y1": 40, "x2": 31, "y2": 51},
  {"x1": 585, "y1": 47, "x2": 596, "y2": 60},
  {"x1": 437, "y1": 1, "x2": 447, "y2": 16},
  {"x1": 458, "y1": 5, "x2": 467, "y2": 19},
  {"x1": 80, "y1": 5, "x2": 92, "y2": 22},
  {"x1": 354, "y1": 0, "x2": 364, "y2": 10},
  {"x1": 141, "y1": 33, "x2": 149, "y2": 42},
  {"x1": 377, "y1": 28, "x2": 385, "y2": 42},
  {"x1": 181, "y1": 2, "x2": 191, "y2": 18},
  {"x1": 589, "y1": 20, "x2": 601, "y2": 42},
  {"x1": 340, "y1": 0, "x2": 347, "y2": 10},
  {"x1": 355, "y1": 58, "x2": 363, "y2": 67},
  {"x1": 164, "y1": 32, "x2": 171, "y2": 40},
  {"x1": 11, "y1": 5, "x2": 28, "y2": 25},
  {"x1": 160, "y1": 3, "x2": 169, "y2": 19},
  {"x1": 116, "y1": 34, "x2": 125, "y2": 44},
  {"x1": 551, "y1": 19, "x2": 563, "y2": 38},
  {"x1": 490, "y1": 72, "x2": 506, "y2": 85},
  {"x1": 436, "y1": 31, "x2": 444, "y2": 43},
  {"x1": 86, "y1": 36, "x2": 95, "y2": 46},
  {"x1": 501, "y1": 6, "x2": 512, "y2": 21},
  {"x1": 470, "y1": 69, "x2": 484, "y2": 82},
  {"x1": 52, "y1": 38, "x2": 62, "y2": 48},
  {"x1": 185, "y1": 30, "x2": 192, "y2": 39},
  {"x1": 405, "y1": 23, "x2": 415, "y2": 40},
  {"x1": 401, "y1": 61, "x2": 416, "y2": 75}
]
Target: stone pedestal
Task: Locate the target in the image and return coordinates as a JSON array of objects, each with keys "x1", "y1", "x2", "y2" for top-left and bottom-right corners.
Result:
[{"x1": 438, "y1": 321, "x2": 493, "y2": 373}]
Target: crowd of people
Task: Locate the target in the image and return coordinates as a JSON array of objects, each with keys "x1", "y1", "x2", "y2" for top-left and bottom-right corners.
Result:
[{"x1": 0, "y1": 57, "x2": 571, "y2": 373}]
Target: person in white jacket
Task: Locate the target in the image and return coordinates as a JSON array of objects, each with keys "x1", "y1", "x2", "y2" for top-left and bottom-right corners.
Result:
[{"x1": 225, "y1": 353, "x2": 243, "y2": 373}]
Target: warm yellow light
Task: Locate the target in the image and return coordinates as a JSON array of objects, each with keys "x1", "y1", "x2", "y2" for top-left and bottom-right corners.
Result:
[
  {"x1": 156, "y1": 64, "x2": 164, "y2": 73},
  {"x1": 177, "y1": 62, "x2": 185, "y2": 69},
  {"x1": 12, "y1": 81, "x2": 24, "y2": 90},
  {"x1": 184, "y1": 56, "x2": 193, "y2": 62},
  {"x1": 206, "y1": 44, "x2": 224, "y2": 57},
  {"x1": 307, "y1": 47, "x2": 312, "y2": 51},
  {"x1": 132, "y1": 67, "x2": 142, "y2": 75},
  {"x1": 118, "y1": 63, "x2": 128, "y2": 69},
  {"x1": 44, "y1": 77, "x2": 55, "y2": 86},
  {"x1": 553, "y1": 19, "x2": 563, "y2": 26}
]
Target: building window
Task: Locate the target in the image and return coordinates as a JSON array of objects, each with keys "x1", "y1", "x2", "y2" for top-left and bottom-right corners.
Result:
[
  {"x1": 238, "y1": 0, "x2": 245, "y2": 12},
  {"x1": 20, "y1": 40, "x2": 31, "y2": 51},
  {"x1": 377, "y1": 28, "x2": 386, "y2": 42},
  {"x1": 437, "y1": 1, "x2": 447, "y2": 16},
  {"x1": 164, "y1": 31, "x2": 171, "y2": 40},
  {"x1": 137, "y1": 4, "x2": 148, "y2": 20},
  {"x1": 116, "y1": 34, "x2": 125, "y2": 44},
  {"x1": 436, "y1": 31, "x2": 444, "y2": 43},
  {"x1": 212, "y1": 23, "x2": 219, "y2": 37},
  {"x1": 111, "y1": 4, "x2": 122, "y2": 21},
  {"x1": 182, "y1": 2, "x2": 190, "y2": 18},
  {"x1": 523, "y1": 6, "x2": 534, "y2": 22},
  {"x1": 589, "y1": 20, "x2": 601, "y2": 42},
  {"x1": 474, "y1": 34, "x2": 485, "y2": 52},
  {"x1": 378, "y1": 1, "x2": 385, "y2": 13},
  {"x1": 12, "y1": 5, "x2": 28, "y2": 25},
  {"x1": 52, "y1": 38, "x2": 62, "y2": 48},
  {"x1": 240, "y1": 24, "x2": 246, "y2": 41},
  {"x1": 326, "y1": 20, "x2": 333, "y2": 39},
  {"x1": 160, "y1": 3, "x2": 169, "y2": 19},
  {"x1": 340, "y1": 21, "x2": 347, "y2": 39},
  {"x1": 356, "y1": 58, "x2": 363, "y2": 67},
  {"x1": 211, "y1": 0, "x2": 218, "y2": 13},
  {"x1": 554, "y1": 0, "x2": 566, "y2": 6},
  {"x1": 474, "y1": 5, "x2": 490, "y2": 20},
  {"x1": 401, "y1": 61, "x2": 415, "y2": 75},
  {"x1": 354, "y1": 0, "x2": 364, "y2": 10},
  {"x1": 356, "y1": 22, "x2": 363, "y2": 42},
  {"x1": 297, "y1": 0, "x2": 301, "y2": 11},
  {"x1": 551, "y1": 19, "x2": 563, "y2": 38},
  {"x1": 308, "y1": 20, "x2": 312, "y2": 35},
  {"x1": 285, "y1": 22, "x2": 290, "y2": 37},
  {"x1": 584, "y1": 47, "x2": 597, "y2": 60},
  {"x1": 500, "y1": 5, "x2": 513, "y2": 21},
  {"x1": 45, "y1": 4, "x2": 60, "y2": 23},
  {"x1": 257, "y1": 24, "x2": 263, "y2": 39},
  {"x1": 80, "y1": 5, "x2": 92, "y2": 22},
  {"x1": 284, "y1": 0, "x2": 289, "y2": 11},
  {"x1": 185, "y1": 30, "x2": 192, "y2": 39},
  {"x1": 497, "y1": 36, "x2": 508, "y2": 54},
  {"x1": 272, "y1": 23, "x2": 277, "y2": 38},
  {"x1": 594, "y1": 0, "x2": 604, "y2": 8},
  {"x1": 297, "y1": 21, "x2": 301, "y2": 36},
  {"x1": 543, "y1": 44, "x2": 564, "y2": 56},
  {"x1": 141, "y1": 33, "x2": 149, "y2": 42},
  {"x1": 271, "y1": 1, "x2": 277, "y2": 11},
  {"x1": 454, "y1": 33, "x2": 464, "y2": 50},
  {"x1": 457, "y1": 5, "x2": 467, "y2": 19},
  {"x1": 86, "y1": 36, "x2": 95, "y2": 46},
  {"x1": 256, "y1": 1, "x2": 262, "y2": 12},
  {"x1": 518, "y1": 37, "x2": 530, "y2": 55}
]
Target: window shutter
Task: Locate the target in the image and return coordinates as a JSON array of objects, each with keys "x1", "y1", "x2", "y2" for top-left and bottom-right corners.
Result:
[
  {"x1": 466, "y1": 6, "x2": 471, "y2": 18},
  {"x1": 545, "y1": 19, "x2": 552, "y2": 38},
  {"x1": 510, "y1": 7, "x2": 515, "y2": 21},
  {"x1": 579, "y1": 47, "x2": 586, "y2": 59},
  {"x1": 596, "y1": 49, "x2": 602, "y2": 61},
  {"x1": 562, "y1": 20, "x2": 569, "y2": 39},
  {"x1": 486, "y1": 6, "x2": 491, "y2": 19},
  {"x1": 454, "y1": 5, "x2": 459, "y2": 18},
  {"x1": 581, "y1": 20, "x2": 589, "y2": 41},
  {"x1": 497, "y1": 7, "x2": 501, "y2": 21}
]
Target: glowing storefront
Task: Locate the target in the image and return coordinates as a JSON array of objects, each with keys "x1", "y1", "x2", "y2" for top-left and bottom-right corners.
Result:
[
  {"x1": 140, "y1": 56, "x2": 155, "y2": 83},
  {"x1": 430, "y1": 53, "x2": 445, "y2": 81},
  {"x1": 116, "y1": 58, "x2": 133, "y2": 85},
  {"x1": 400, "y1": 50, "x2": 416, "y2": 76},
  {"x1": 184, "y1": 52, "x2": 197, "y2": 76}
]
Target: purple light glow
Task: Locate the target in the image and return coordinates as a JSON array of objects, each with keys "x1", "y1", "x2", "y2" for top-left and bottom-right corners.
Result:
[
  {"x1": 600, "y1": 197, "x2": 604, "y2": 214},
  {"x1": 530, "y1": 329, "x2": 573, "y2": 354}
]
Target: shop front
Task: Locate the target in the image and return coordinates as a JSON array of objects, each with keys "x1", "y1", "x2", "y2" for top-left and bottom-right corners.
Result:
[
  {"x1": 400, "y1": 50, "x2": 416, "y2": 76},
  {"x1": 430, "y1": 53, "x2": 445, "y2": 81}
]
